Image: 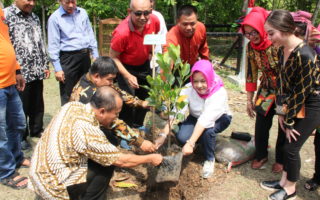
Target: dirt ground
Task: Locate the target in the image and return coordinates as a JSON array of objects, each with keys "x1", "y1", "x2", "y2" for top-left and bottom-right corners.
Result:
[{"x1": 1, "y1": 75, "x2": 319, "y2": 200}]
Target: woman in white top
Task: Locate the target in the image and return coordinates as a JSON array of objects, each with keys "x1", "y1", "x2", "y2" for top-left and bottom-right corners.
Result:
[{"x1": 157, "y1": 60, "x2": 232, "y2": 178}]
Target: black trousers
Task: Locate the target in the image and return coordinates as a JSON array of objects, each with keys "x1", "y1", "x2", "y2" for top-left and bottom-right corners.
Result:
[
  {"x1": 59, "y1": 50, "x2": 91, "y2": 105},
  {"x1": 313, "y1": 131, "x2": 320, "y2": 183},
  {"x1": 66, "y1": 128, "x2": 118, "y2": 200},
  {"x1": 66, "y1": 161, "x2": 115, "y2": 200},
  {"x1": 117, "y1": 61, "x2": 151, "y2": 128},
  {"x1": 254, "y1": 104, "x2": 286, "y2": 163},
  {"x1": 283, "y1": 94, "x2": 320, "y2": 182},
  {"x1": 19, "y1": 80, "x2": 44, "y2": 140}
]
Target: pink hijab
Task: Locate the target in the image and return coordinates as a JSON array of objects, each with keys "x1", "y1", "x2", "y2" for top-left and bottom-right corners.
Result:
[{"x1": 190, "y1": 60, "x2": 224, "y2": 99}]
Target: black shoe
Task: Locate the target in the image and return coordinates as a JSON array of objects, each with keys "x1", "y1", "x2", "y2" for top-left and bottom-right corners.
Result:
[
  {"x1": 260, "y1": 180, "x2": 282, "y2": 191},
  {"x1": 268, "y1": 189, "x2": 296, "y2": 200},
  {"x1": 304, "y1": 178, "x2": 320, "y2": 191}
]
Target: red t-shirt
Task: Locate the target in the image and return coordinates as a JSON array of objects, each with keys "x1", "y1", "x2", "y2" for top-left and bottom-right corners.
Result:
[
  {"x1": 111, "y1": 14, "x2": 160, "y2": 66},
  {"x1": 164, "y1": 22, "x2": 209, "y2": 66}
]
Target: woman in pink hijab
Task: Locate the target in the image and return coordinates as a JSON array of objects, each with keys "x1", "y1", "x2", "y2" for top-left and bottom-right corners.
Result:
[{"x1": 157, "y1": 60, "x2": 232, "y2": 178}]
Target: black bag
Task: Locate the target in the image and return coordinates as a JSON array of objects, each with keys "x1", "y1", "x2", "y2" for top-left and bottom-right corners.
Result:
[{"x1": 231, "y1": 131, "x2": 252, "y2": 142}]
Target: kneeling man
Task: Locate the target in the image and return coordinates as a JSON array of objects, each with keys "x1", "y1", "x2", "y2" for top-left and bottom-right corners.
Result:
[{"x1": 29, "y1": 86, "x2": 162, "y2": 200}]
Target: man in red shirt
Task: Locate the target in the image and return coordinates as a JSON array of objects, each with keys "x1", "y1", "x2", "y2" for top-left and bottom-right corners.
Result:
[
  {"x1": 110, "y1": 0, "x2": 160, "y2": 128},
  {"x1": 164, "y1": 5, "x2": 209, "y2": 68}
]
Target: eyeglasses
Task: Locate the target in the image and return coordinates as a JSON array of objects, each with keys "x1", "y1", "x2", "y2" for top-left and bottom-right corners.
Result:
[
  {"x1": 133, "y1": 10, "x2": 152, "y2": 17},
  {"x1": 244, "y1": 30, "x2": 258, "y2": 38}
]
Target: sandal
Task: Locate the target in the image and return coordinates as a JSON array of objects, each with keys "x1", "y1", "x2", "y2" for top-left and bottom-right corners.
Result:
[
  {"x1": 0, "y1": 172, "x2": 28, "y2": 190},
  {"x1": 305, "y1": 179, "x2": 320, "y2": 191}
]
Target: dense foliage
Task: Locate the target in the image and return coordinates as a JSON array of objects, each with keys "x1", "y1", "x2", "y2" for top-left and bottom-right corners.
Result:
[{"x1": 2, "y1": 0, "x2": 319, "y2": 26}]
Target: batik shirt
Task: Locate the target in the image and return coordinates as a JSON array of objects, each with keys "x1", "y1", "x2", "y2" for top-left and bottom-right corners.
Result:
[
  {"x1": 246, "y1": 44, "x2": 278, "y2": 92},
  {"x1": 28, "y1": 102, "x2": 120, "y2": 200},
  {"x1": 4, "y1": 5, "x2": 49, "y2": 83},
  {"x1": 277, "y1": 43, "x2": 319, "y2": 129},
  {"x1": 69, "y1": 73, "x2": 145, "y2": 146}
]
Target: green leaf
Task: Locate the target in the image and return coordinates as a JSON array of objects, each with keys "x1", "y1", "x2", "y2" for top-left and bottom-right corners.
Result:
[{"x1": 176, "y1": 113, "x2": 185, "y2": 122}]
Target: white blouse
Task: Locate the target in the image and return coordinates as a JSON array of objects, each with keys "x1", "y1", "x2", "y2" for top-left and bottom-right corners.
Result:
[{"x1": 179, "y1": 83, "x2": 232, "y2": 128}]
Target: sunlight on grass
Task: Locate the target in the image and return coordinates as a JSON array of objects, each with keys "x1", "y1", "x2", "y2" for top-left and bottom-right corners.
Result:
[{"x1": 43, "y1": 71, "x2": 61, "y2": 126}]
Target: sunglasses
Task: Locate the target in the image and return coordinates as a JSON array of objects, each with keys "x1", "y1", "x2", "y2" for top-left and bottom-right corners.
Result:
[
  {"x1": 133, "y1": 10, "x2": 152, "y2": 17},
  {"x1": 244, "y1": 30, "x2": 258, "y2": 38}
]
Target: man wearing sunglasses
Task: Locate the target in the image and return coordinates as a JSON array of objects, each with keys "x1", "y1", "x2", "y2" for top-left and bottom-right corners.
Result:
[
  {"x1": 110, "y1": 0, "x2": 160, "y2": 129},
  {"x1": 164, "y1": 4, "x2": 209, "y2": 82}
]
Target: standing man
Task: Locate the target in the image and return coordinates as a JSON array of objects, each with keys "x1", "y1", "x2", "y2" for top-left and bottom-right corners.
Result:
[
  {"x1": 164, "y1": 5, "x2": 209, "y2": 68},
  {"x1": 0, "y1": 8, "x2": 28, "y2": 190},
  {"x1": 29, "y1": 86, "x2": 162, "y2": 200},
  {"x1": 110, "y1": 0, "x2": 160, "y2": 128},
  {"x1": 4, "y1": 0, "x2": 50, "y2": 150},
  {"x1": 48, "y1": 0, "x2": 98, "y2": 105},
  {"x1": 150, "y1": 0, "x2": 167, "y2": 73}
]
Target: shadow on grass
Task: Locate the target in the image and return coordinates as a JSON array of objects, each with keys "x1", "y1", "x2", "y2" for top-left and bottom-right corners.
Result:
[{"x1": 43, "y1": 113, "x2": 53, "y2": 127}]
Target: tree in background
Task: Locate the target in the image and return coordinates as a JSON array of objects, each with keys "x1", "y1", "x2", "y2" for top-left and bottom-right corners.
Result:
[{"x1": 1, "y1": 0, "x2": 320, "y2": 43}]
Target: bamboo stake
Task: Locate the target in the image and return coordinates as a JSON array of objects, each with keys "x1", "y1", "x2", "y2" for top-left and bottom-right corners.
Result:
[{"x1": 151, "y1": 41, "x2": 156, "y2": 142}]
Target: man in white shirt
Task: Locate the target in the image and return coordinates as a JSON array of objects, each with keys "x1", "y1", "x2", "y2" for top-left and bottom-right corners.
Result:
[{"x1": 150, "y1": 0, "x2": 167, "y2": 73}]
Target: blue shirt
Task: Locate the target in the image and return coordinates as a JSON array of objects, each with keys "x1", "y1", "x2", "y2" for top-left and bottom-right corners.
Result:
[{"x1": 48, "y1": 6, "x2": 98, "y2": 72}]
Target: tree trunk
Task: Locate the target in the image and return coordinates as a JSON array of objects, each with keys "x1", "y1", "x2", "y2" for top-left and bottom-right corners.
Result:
[
  {"x1": 41, "y1": 4, "x2": 47, "y2": 46},
  {"x1": 312, "y1": 0, "x2": 320, "y2": 25},
  {"x1": 173, "y1": 4, "x2": 177, "y2": 24},
  {"x1": 272, "y1": 0, "x2": 276, "y2": 10},
  {"x1": 93, "y1": 14, "x2": 97, "y2": 37}
]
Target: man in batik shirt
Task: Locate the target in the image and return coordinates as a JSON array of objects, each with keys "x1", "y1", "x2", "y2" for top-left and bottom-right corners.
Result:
[
  {"x1": 70, "y1": 56, "x2": 156, "y2": 152},
  {"x1": 29, "y1": 86, "x2": 163, "y2": 200},
  {"x1": 4, "y1": 0, "x2": 50, "y2": 149}
]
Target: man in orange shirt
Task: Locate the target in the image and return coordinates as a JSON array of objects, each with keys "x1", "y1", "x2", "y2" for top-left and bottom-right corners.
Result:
[
  {"x1": 0, "y1": 8, "x2": 28, "y2": 190},
  {"x1": 164, "y1": 4, "x2": 209, "y2": 77}
]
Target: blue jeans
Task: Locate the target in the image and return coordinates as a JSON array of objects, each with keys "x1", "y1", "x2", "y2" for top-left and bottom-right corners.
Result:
[
  {"x1": 0, "y1": 85, "x2": 26, "y2": 180},
  {"x1": 176, "y1": 114, "x2": 232, "y2": 161}
]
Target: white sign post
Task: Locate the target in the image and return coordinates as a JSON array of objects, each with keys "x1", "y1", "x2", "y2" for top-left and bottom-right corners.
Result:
[{"x1": 143, "y1": 34, "x2": 166, "y2": 141}]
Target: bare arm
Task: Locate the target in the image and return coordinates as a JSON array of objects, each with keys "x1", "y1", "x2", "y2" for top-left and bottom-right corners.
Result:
[
  {"x1": 246, "y1": 91, "x2": 255, "y2": 118},
  {"x1": 113, "y1": 153, "x2": 163, "y2": 168},
  {"x1": 188, "y1": 123, "x2": 205, "y2": 144},
  {"x1": 109, "y1": 48, "x2": 139, "y2": 88},
  {"x1": 182, "y1": 122, "x2": 205, "y2": 156}
]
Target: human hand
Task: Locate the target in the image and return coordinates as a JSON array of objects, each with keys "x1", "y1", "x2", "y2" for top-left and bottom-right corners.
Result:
[
  {"x1": 182, "y1": 142, "x2": 194, "y2": 156},
  {"x1": 141, "y1": 100, "x2": 150, "y2": 109},
  {"x1": 278, "y1": 115, "x2": 286, "y2": 132},
  {"x1": 246, "y1": 101, "x2": 255, "y2": 118},
  {"x1": 140, "y1": 140, "x2": 156, "y2": 153},
  {"x1": 16, "y1": 74, "x2": 25, "y2": 91},
  {"x1": 55, "y1": 71, "x2": 65, "y2": 83},
  {"x1": 309, "y1": 27, "x2": 320, "y2": 46},
  {"x1": 150, "y1": 154, "x2": 163, "y2": 166},
  {"x1": 44, "y1": 69, "x2": 50, "y2": 79},
  {"x1": 125, "y1": 73, "x2": 139, "y2": 89},
  {"x1": 285, "y1": 128, "x2": 300, "y2": 143},
  {"x1": 154, "y1": 134, "x2": 167, "y2": 149}
]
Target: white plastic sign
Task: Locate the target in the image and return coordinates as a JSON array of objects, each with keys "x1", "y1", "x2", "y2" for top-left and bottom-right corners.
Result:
[{"x1": 143, "y1": 34, "x2": 166, "y2": 45}]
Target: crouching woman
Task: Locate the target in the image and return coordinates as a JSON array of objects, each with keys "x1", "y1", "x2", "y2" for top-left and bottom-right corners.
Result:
[{"x1": 156, "y1": 60, "x2": 232, "y2": 179}]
